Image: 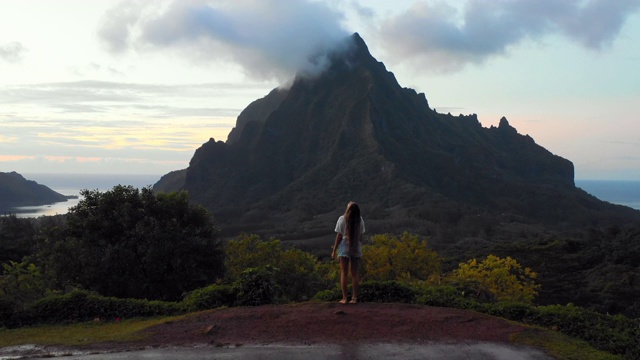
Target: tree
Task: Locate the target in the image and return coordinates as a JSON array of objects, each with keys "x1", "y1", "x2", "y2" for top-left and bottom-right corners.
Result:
[
  {"x1": 0, "y1": 260, "x2": 48, "y2": 311},
  {"x1": 362, "y1": 232, "x2": 441, "y2": 283},
  {"x1": 35, "y1": 186, "x2": 224, "y2": 301},
  {"x1": 0, "y1": 215, "x2": 36, "y2": 264},
  {"x1": 450, "y1": 255, "x2": 540, "y2": 303}
]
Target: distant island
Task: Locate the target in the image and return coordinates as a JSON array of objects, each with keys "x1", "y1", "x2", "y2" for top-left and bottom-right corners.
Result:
[{"x1": 0, "y1": 171, "x2": 77, "y2": 213}]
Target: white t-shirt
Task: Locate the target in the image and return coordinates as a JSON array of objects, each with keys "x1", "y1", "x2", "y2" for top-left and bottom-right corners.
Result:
[{"x1": 335, "y1": 215, "x2": 365, "y2": 257}]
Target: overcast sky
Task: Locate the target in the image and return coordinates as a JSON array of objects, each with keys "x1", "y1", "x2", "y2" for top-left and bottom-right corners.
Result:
[{"x1": 1, "y1": 0, "x2": 639, "y2": 180}]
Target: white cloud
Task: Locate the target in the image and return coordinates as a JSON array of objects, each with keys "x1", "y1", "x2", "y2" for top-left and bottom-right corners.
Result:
[
  {"x1": 378, "y1": 0, "x2": 640, "y2": 72},
  {"x1": 0, "y1": 42, "x2": 27, "y2": 63},
  {"x1": 98, "y1": 0, "x2": 350, "y2": 82}
]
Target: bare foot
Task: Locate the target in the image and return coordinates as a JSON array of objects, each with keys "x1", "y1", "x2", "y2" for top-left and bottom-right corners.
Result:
[
  {"x1": 349, "y1": 298, "x2": 358, "y2": 304},
  {"x1": 339, "y1": 299, "x2": 348, "y2": 304}
]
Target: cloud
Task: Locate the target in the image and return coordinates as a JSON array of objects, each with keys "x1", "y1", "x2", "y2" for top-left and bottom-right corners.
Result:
[
  {"x1": 0, "y1": 80, "x2": 268, "y2": 117},
  {"x1": 379, "y1": 0, "x2": 640, "y2": 72},
  {"x1": 0, "y1": 42, "x2": 27, "y2": 63},
  {"x1": 99, "y1": 0, "x2": 350, "y2": 81},
  {"x1": 350, "y1": 1, "x2": 376, "y2": 19}
]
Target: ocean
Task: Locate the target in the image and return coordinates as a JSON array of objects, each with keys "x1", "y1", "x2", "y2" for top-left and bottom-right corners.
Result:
[
  {"x1": 7, "y1": 175, "x2": 640, "y2": 218},
  {"x1": 575, "y1": 180, "x2": 640, "y2": 211},
  {"x1": 11, "y1": 173, "x2": 162, "y2": 218}
]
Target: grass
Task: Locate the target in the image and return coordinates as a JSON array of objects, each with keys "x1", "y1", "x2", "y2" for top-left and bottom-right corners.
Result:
[
  {"x1": 512, "y1": 328, "x2": 622, "y2": 360},
  {"x1": 0, "y1": 315, "x2": 188, "y2": 348}
]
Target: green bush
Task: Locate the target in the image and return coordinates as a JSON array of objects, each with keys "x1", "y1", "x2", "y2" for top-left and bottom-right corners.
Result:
[
  {"x1": 225, "y1": 235, "x2": 328, "y2": 302},
  {"x1": 313, "y1": 281, "x2": 417, "y2": 304},
  {"x1": 0, "y1": 298, "x2": 15, "y2": 327},
  {"x1": 23, "y1": 289, "x2": 185, "y2": 325},
  {"x1": 415, "y1": 285, "x2": 479, "y2": 310},
  {"x1": 529, "y1": 304, "x2": 639, "y2": 358},
  {"x1": 313, "y1": 288, "x2": 341, "y2": 302},
  {"x1": 182, "y1": 284, "x2": 236, "y2": 311},
  {"x1": 234, "y1": 266, "x2": 278, "y2": 306},
  {"x1": 483, "y1": 301, "x2": 537, "y2": 321},
  {"x1": 358, "y1": 281, "x2": 417, "y2": 303}
]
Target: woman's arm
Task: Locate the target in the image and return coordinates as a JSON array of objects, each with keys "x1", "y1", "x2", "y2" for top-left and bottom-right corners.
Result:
[{"x1": 331, "y1": 233, "x2": 343, "y2": 259}]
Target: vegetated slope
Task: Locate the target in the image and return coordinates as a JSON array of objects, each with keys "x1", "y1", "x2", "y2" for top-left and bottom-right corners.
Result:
[{"x1": 0, "y1": 172, "x2": 70, "y2": 212}]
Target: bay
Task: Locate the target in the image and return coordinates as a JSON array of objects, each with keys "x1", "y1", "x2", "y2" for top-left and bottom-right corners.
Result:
[
  {"x1": 11, "y1": 173, "x2": 162, "y2": 218},
  {"x1": 8, "y1": 175, "x2": 640, "y2": 218}
]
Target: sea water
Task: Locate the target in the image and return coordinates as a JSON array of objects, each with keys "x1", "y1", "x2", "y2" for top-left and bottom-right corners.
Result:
[
  {"x1": 576, "y1": 180, "x2": 640, "y2": 211},
  {"x1": 10, "y1": 173, "x2": 162, "y2": 218},
  {"x1": 7, "y1": 175, "x2": 640, "y2": 218}
]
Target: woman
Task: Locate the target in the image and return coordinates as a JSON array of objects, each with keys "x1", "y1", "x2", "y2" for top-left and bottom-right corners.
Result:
[{"x1": 331, "y1": 201, "x2": 365, "y2": 304}]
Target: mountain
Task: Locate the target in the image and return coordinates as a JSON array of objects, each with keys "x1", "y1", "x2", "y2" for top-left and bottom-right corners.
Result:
[
  {"x1": 155, "y1": 33, "x2": 640, "y2": 315},
  {"x1": 156, "y1": 33, "x2": 639, "y2": 239},
  {"x1": 0, "y1": 172, "x2": 73, "y2": 213}
]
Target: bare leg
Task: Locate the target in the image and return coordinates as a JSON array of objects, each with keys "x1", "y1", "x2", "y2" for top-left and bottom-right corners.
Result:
[
  {"x1": 350, "y1": 257, "x2": 360, "y2": 303},
  {"x1": 339, "y1": 257, "x2": 349, "y2": 304}
]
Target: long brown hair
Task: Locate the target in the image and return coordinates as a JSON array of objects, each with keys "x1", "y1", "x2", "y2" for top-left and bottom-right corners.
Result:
[{"x1": 344, "y1": 202, "x2": 362, "y2": 256}]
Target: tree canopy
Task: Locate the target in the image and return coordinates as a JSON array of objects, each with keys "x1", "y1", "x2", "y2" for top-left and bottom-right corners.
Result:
[{"x1": 35, "y1": 186, "x2": 224, "y2": 301}]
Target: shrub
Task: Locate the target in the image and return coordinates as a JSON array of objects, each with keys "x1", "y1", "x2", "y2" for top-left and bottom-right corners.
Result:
[
  {"x1": 415, "y1": 285, "x2": 479, "y2": 310},
  {"x1": 234, "y1": 266, "x2": 278, "y2": 306},
  {"x1": 225, "y1": 234, "x2": 328, "y2": 302},
  {"x1": 529, "y1": 304, "x2": 639, "y2": 358},
  {"x1": 313, "y1": 288, "x2": 342, "y2": 302},
  {"x1": 182, "y1": 284, "x2": 236, "y2": 311},
  {"x1": 313, "y1": 281, "x2": 417, "y2": 304},
  {"x1": 23, "y1": 289, "x2": 185, "y2": 325},
  {"x1": 450, "y1": 255, "x2": 540, "y2": 303},
  {"x1": 358, "y1": 281, "x2": 417, "y2": 303},
  {"x1": 483, "y1": 301, "x2": 537, "y2": 321},
  {"x1": 362, "y1": 232, "x2": 441, "y2": 283},
  {"x1": 0, "y1": 298, "x2": 14, "y2": 327}
]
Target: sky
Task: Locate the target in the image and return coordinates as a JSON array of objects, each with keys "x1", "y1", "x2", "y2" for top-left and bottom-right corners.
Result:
[{"x1": 1, "y1": 0, "x2": 639, "y2": 180}]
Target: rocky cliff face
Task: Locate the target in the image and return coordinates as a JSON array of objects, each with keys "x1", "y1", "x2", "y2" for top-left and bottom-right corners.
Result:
[{"x1": 157, "y1": 33, "x2": 637, "y2": 239}]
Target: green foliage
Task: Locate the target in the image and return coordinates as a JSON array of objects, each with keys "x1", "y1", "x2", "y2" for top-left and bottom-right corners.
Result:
[
  {"x1": 0, "y1": 298, "x2": 14, "y2": 327},
  {"x1": 0, "y1": 261, "x2": 50, "y2": 320},
  {"x1": 0, "y1": 261, "x2": 47, "y2": 301},
  {"x1": 0, "y1": 215, "x2": 36, "y2": 264},
  {"x1": 450, "y1": 255, "x2": 540, "y2": 303},
  {"x1": 182, "y1": 284, "x2": 236, "y2": 311},
  {"x1": 415, "y1": 285, "x2": 480, "y2": 310},
  {"x1": 312, "y1": 288, "x2": 341, "y2": 302},
  {"x1": 313, "y1": 281, "x2": 417, "y2": 304},
  {"x1": 234, "y1": 266, "x2": 277, "y2": 306},
  {"x1": 358, "y1": 280, "x2": 417, "y2": 303},
  {"x1": 225, "y1": 234, "x2": 281, "y2": 280},
  {"x1": 482, "y1": 301, "x2": 536, "y2": 320},
  {"x1": 362, "y1": 232, "x2": 441, "y2": 284},
  {"x1": 529, "y1": 305, "x2": 639, "y2": 359},
  {"x1": 4, "y1": 289, "x2": 184, "y2": 327},
  {"x1": 35, "y1": 186, "x2": 224, "y2": 301},
  {"x1": 225, "y1": 234, "x2": 328, "y2": 302}
]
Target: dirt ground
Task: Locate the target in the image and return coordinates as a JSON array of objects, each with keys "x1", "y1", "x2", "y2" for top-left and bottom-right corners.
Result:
[{"x1": 112, "y1": 302, "x2": 528, "y2": 349}]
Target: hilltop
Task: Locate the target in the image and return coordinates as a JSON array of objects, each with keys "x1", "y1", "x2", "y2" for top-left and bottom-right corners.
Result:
[{"x1": 0, "y1": 171, "x2": 73, "y2": 213}]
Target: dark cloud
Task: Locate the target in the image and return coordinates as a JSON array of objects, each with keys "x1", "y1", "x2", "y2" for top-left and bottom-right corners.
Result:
[
  {"x1": 0, "y1": 42, "x2": 27, "y2": 63},
  {"x1": 99, "y1": 0, "x2": 350, "y2": 81},
  {"x1": 379, "y1": 0, "x2": 640, "y2": 72}
]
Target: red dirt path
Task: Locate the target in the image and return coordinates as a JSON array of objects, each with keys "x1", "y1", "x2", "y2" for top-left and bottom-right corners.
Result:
[{"x1": 126, "y1": 302, "x2": 528, "y2": 348}]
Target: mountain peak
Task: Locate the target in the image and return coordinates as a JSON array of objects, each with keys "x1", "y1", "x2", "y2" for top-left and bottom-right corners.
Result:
[{"x1": 155, "y1": 32, "x2": 639, "y2": 242}]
